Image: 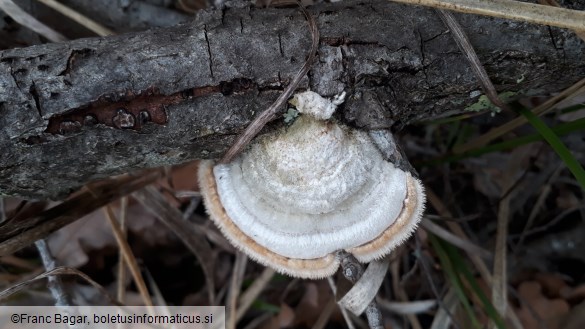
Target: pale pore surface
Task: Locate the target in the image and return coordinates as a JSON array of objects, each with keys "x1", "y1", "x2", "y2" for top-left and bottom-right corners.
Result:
[{"x1": 213, "y1": 115, "x2": 409, "y2": 259}]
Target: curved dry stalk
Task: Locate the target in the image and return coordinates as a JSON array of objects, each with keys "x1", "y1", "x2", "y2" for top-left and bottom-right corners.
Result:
[
  {"x1": 219, "y1": 2, "x2": 319, "y2": 164},
  {"x1": 0, "y1": 0, "x2": 66, "y2": 42},
  {"x1": 388, "y1": 0, "x2": 585, "y2": 31},
  {"x1": 36, "y1": 0, "x2": 114, "y2": 36},
  {"x1": 435, "y1": 9, "x2": 509, "y2": 112},
  {"x1": 103, "y1": 206, "x2": 154, "y2": 307}
]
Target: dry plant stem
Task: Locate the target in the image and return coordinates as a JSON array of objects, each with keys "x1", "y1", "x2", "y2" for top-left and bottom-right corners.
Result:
[
  {"x1": 326, "y1": 277, "x2": 356, "y2": 329},
  {"x1": 388, "y1": 0, "x2": 585, "y2": 31},
  {"x1": 235, "y1": 267, "x2": 275, "y2": 322},
  {"x1": 0, "y1": 266, "x2": 121, "y2": 305},
  {"x1": 435, "y1": 9, "x2": 509, "y2": 111},
  {"x1": 426, "y1": 187, "x2": 524, "y2": 329},
  {"x1": 454, "y1": 78, "x2": 585, "y2": 154},
  {"x1": 227, "y1": 252, "x2": 247, "y2": 329},
  {"x1": 0, "y1": 0, "x2": 66, "y2": 42},
  {"x1": 35, "y1": 0, "x2": 114, "y2": 36},
  {"x1": 218, "y1": 2, "x2": 319, "y2": 164},
  {"x1": 103, "y1": 206, "x2": 154, "y2": 307},
  {"x1": 376, "y1": 298, "x2": 437, "y2": 315},
  {"x1": 538, "y1": 0, "x2": 585, "y2": 41},
  {"x1": 35, "y1": 239, "x2": 71, "y2": 306},
  {"x1": 339, "y1": 252, "x2": 384, "y2": 329},
  {"x1": 516, "y1": 165, "x2": 563, "y2": 250},
  {"x1": 312, "y1": 298, "x2": 337, "y2": 329},
  {"x1": 0, "y1": 170, "x2": 162, "y2": 256},
  {"x1": 492, "y1": 185, "x2": 512, "y2": 329},
  {"x1": 132, "y1": 186, "x2": 215, "y2": 304},
  {"x1": 421, "y1": 218, "x2": 492, "y2": 260},
  {"x1": 116, "y1": 196, "x2": 128, "y2": 303},
  {"x1": 390, "y1": 259, "x2": 422, "y2": 329}
]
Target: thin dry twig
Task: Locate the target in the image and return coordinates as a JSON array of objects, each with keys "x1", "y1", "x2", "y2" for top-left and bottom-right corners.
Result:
[
  {"x1": 0, "y1": 0, "x2": 66, "y2": 42},
  {"x1": 390, "y1": 258, "x2": 422, "y2": 329},
  {"x1": 388, "y1": 0, "x2": 585, "y2": 31},
  {"x1": 132, "y1": 186, "x2": 216, "y2": 303},
  {"x1": 421, "y1": 218, "x2": 492, "y2": 260},
  {"x1": 338, "y1": 252, "x2": 385, "y2": 329},
  {"x1": 0, "y1": 170, "x2": 162, "y2": 256},
  {"x1": 426, "y1": 187, "x2": 524, "y2": 329},
  {"x1": 227, "y1": 252, "x2": 247, "y2": 329},
  {"x1": 116, "y1": 196, "x2": 128, "y2": 303},
  {"x1": 454, "y1": 78, "x2": 585, "y2": 154},
  {"x1": 34, "y1": 239, "x2": 71, "y2": 306},
  {"x1": 35, "y1": 0, "x2": 114, "y2": 36},
  {"x1": 492, "y1": 184, "x2": 512, "y2": 329},
  {"x1": 219, "y1": 2, "x2": 319, "y2": 164},
  {"x1": 0, "y1": 266, "x2": 121, "y2": 305},
  {"x1": 435, "y1": 9, "x2": 509, "y2": 111},
  {"x1": 103, "y1": 206, "x2": 153, "y2": 307},
  {"x1": 235, "y1": 267, "x2": 275, "y2": 321},
  {"x1": 327, "y1": 277, "x2": 356, "y2": 329}
]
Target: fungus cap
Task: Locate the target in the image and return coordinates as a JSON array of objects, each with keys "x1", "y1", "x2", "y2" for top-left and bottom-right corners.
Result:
[{"x1": 198, "y1": 91, "x2": 425, "y2": 278}]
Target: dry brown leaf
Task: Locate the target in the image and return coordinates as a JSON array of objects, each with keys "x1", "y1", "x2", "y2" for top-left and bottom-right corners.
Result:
[{"x1": 515, "y1": 281, "x2": 570, "y2": 329}]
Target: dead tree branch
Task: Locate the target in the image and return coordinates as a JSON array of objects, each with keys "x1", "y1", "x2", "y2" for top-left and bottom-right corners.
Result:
[{"x1": 0, "y1": 0, "x2": 583, "y2": 199}]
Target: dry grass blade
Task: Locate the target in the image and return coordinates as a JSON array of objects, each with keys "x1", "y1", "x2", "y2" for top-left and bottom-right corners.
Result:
[
  {"x1": 435, "y1": 9, "x2": 508, "y2": 111},
  {"x1": 227, "y1": 252, "x2": 247, "y2": 329},
  {"x1": 235, "y1": 267, "x2": 275, "y2": 322},
  {"x1": 117, "y1": 196, "x2": 128, "y2": 303},
  {"x1": 0, "y1": 170, "x2": 162, "y2": 256},
  {"x1": 35, "y1": 0, "x2": 114, "y2": 36},
  {"x1": 388, "y1": 0, "x2": 585, "y2": 31},
  {"x1": 0, "y1": 266, "x2": 120, "y2": 305},
  {"x1": 327, "y1": 277, "x2": 357, "y2": 329},
  {"x1": 0, "y1": 0, "x2": 66, "y2": 42},
  {"x1": 454, "y1": 79, "x2": 585, "y2": 154},
  {"x1": 538, "y1": 0, "x2": 585, "y2": 41},
  {"x1": 426, "y1": 187, "x2": 524, "y2": 329},
  {"x1": 376, "y1": 298, "x2": 437, "y2": 315},
  {"x1": 492, "y1": 187, "x2": 512, "y2": 329},
  {"x1": 103, "y1": 206, "x2": 154, "y2": 307},
  {"x1": 219, "y1": 2, "x2": 319, "y2": 163},
  {"x1": 390, "y1": 259, "x2": 422, "y2": 329},
  {"x1": 312, "y1": 298, "x2": 338, "y2": 329},
  {"x1": 421, "y1": 218, "x2": 492, "y2": 260},
  {"x1": 132, "y1": 186, "x2": 216, "y2": 304}
]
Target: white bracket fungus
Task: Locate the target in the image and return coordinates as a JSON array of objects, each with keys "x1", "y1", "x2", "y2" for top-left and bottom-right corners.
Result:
[{"x1": 198, "y1": 91, "x2": 426, "y2": 279}]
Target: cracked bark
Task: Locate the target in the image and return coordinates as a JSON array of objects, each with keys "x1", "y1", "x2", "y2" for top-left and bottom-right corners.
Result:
[{"x1": 0, "y1": 0, "x2": 584, "y2": 199}]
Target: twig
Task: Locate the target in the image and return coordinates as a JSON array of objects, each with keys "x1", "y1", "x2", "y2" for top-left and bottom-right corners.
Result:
[
  {"x1": 219, "y1": 2, "x2": 319, "y2": 164},
  {"x1": 0, "y1": 0, "x2": 66, "y2": 42},
  {"x1": 421, "y1": 218, "x2": 492, "y2": 260},
  {"x1": 236, "y1": 267, "x2": 275, "y2": 321},
  {"x1": 116, "y1": 196, "x2": 128, "y2": 303},
  {"x1": 226, "y1": 252, "x2": 247, "y2": 329},
  {"x1": 454, "y1": 78, "x2": 585, "y2": 154},
  {"x1": 339, "y1": 252, "x2": 384, "y2": 329},
  {"x1": 34, "y1": 239, "x2": 71, "y2": 306},
  {"x1": 103, "y1": 206, "x2": 154, "y2": 307},
  {"x1": 435, "y1": 9, "x2": 509, "y2": 111},
  {"x1": 35, "y1": 0, "x2": 114, "y2": 36},
  {"x1": 388, "y1": 0, "x2": 585, "y2": 31},
  {"x1": 326, "y1": 277, "x2": 356, "y2": 329},
  {"x1": 492, "y1": 182, "x2": 512, "y2": 329}
]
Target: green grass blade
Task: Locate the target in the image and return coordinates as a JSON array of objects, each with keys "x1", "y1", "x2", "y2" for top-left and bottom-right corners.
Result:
[
  {"x1": 442, "y1": 240, "x2": 507, "y2": 329},
  {"x1": 420, "y1": 117, "x2": 585, "y2": 167},
  {"x1": 514, "y1": 105, "x2": 585, "y2": 189},
  {"x1": 429, "y1": 234, "x2": 482, "y2": 329}
]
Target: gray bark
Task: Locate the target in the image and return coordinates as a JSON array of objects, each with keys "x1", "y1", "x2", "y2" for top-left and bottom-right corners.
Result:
[{"x1": 0, "y1": 0, "x2": 584, "y2": 199}]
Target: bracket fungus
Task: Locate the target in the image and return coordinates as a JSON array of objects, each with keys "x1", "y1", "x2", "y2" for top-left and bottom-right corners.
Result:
[{"x1": 198, "y1": 91, "x2": 426, "y2": 279}]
